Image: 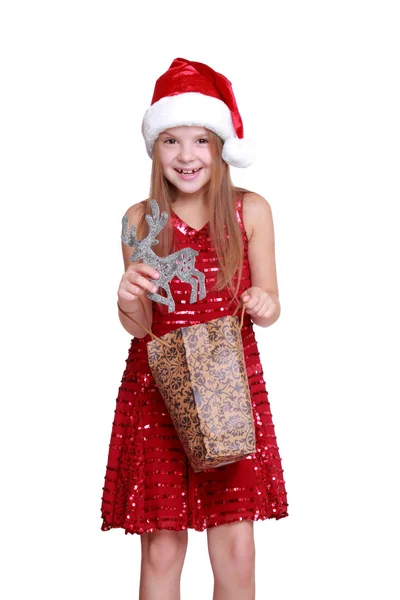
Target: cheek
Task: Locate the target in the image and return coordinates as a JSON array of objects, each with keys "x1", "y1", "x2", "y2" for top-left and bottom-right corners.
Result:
[
  {"x1": 158, "y1": 144, "x2": 175, "y2": 166},
  {"x1": 159, "y1": 156, "x2": 175, "y2": 172},
  {"x1": 202, "y1": 148, "x2": 214, "y2": 167},
  {"x1": 159, "y1": 156, "x2": 168, "y2": 170}
]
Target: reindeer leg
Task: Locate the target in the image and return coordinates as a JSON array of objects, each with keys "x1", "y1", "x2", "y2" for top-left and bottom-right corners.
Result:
[
  {"x1": 163, "y1": 283, "x2": 176, "y2": 313},
  {"x1": 147, "y1": 291, "x2": 167, "y2": 304},
  {"x1": 147, "y1": 283, "x2": 176, "y2": 313},
  {"x1": 192, "y1": 269, "x2": 206, "y2": 300},
  {"x1": 188, "y1": 277, "x2": 198, "y2": 304}
]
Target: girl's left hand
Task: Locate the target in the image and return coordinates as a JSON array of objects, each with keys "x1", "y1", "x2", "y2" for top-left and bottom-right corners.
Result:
[{"x1": 241, "y1": 287, "x2": 277, "y2": 320}]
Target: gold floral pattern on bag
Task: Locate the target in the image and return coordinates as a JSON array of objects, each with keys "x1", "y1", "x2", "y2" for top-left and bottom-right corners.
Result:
[{"x1": 147, "y1": 315, "x2": 256, "y2": 472}]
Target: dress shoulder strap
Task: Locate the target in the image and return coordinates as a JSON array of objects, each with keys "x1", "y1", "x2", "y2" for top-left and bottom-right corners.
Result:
[{"x1": 235, "y1": 191, "x2": 247, "y2": 238}]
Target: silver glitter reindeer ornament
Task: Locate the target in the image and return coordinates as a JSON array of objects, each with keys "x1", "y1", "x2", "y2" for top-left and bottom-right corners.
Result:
[{"x1": 121, "y1": 199, "x2": 206, "y2": 313}]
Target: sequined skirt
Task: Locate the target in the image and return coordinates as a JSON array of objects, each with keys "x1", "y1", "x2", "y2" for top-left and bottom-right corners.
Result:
[{"x1": 100, "y1": 328, "x2": 289, "y2": 535}]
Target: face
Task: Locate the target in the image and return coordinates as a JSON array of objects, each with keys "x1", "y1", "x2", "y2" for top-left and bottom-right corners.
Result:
[{"x1": 157, "y1": 126, "x2": 213, "y2": 196}]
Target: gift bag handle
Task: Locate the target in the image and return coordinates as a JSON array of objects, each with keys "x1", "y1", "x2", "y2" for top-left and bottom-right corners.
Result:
[{"x1": 117, "y1": 300, "x2": 247, "y2": 345}]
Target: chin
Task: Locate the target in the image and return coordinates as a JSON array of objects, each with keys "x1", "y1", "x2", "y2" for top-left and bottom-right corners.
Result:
[
  {"x1": 174, "y1": 186, "x2": 199, "y2": 196},
  {"x1": 175, "y1": 182, "x2": 209, "y2": 195}
]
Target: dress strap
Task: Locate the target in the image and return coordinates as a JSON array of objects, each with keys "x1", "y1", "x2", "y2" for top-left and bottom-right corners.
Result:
[{"x1": 235, "y1": 192, "x2": 248, "y2": 242}]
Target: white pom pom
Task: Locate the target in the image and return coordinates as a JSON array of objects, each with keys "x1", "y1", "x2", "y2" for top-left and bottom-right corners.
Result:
[{"x1": 222, "y1": 137, "x2": 254, "y2": 168}]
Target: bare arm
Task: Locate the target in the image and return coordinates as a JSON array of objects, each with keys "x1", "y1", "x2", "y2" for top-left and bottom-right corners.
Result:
[{"x1": 241, "y1": 192, "x2": 281, "y2": 327}]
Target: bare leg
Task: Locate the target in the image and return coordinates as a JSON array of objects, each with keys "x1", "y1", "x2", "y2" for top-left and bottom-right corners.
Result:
[
  {"x1": 139, "y1": 529, "x2": 188, "y2": 600},
  {"x1": 207, "y1": 520, "x2": 256, "y2": 600}
]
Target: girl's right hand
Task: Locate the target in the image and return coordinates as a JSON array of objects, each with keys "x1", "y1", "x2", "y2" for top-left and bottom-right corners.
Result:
[{"x1": 118, "y1": 263, "x2": 160, "y2": 308}]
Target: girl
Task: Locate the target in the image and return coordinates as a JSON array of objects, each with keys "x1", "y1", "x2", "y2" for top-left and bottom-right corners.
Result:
[{"x1": 101, "y1": 58, "x2": 289, "y2": 600}]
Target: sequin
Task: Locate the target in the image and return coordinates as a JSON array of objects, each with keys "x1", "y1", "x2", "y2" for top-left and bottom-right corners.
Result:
[{"x1": 100, "y1": 194, "x2": 289, "y2": 535}]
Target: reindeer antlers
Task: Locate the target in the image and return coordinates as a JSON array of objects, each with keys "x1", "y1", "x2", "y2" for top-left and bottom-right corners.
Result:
[
  {"x1": 145, "y1": 199, "x2": 168, "y2": 239},
  {"x1": 121, "y1": 200, "x2": 169, "y2": 248},
  {"x1": 121, "y1": 213, "x2": 137, "y2": 247}
]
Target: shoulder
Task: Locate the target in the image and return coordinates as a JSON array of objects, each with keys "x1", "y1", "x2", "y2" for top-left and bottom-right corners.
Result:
[
  {"x1": 123, "y1": 199, "x2": 147, "y2": 226},
  {"x1": 242, "y1": 192, "x2": 273, "y2": 242}
]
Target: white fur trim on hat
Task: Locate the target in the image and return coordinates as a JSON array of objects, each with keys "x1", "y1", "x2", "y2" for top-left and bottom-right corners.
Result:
[{"x1": 142, "y1": 92, "x2": 236, "y2": 155}]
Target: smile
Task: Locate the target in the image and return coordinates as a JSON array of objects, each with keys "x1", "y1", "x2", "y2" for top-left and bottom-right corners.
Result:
[{"x1": 175, "y1": 168, "x2": 201, "y2": 174}]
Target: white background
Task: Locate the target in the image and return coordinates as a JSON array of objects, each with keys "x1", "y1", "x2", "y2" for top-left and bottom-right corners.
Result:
[{"x1": 1, "y1": 1, "x2": 399, "y2": 598}]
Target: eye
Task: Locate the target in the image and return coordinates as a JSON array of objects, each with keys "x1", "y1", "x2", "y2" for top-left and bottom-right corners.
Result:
[
  {"x1": 164, "y1": 138, "x2": 177, "y2": 144},
  {"x1": 197, "y1": 138, "x2": 208, "y2": 144}
]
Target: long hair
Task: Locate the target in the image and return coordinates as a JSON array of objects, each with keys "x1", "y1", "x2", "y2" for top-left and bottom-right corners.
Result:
[{"x1": 134, "y1": 130, "x2": 250, "y2": 302}]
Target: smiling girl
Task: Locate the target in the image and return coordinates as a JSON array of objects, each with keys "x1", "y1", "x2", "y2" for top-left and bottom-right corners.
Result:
[{"x1": 100, "y1": 58, "x2": 289, "y2": 600}]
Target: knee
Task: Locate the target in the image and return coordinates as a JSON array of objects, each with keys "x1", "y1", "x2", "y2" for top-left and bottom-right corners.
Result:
[
  {"x1": 141, "y1": 530, "x2": 188, "y2": 575},
  {"x1": 227, "y1": 540, "x2": 255, "y2": 587},
  {"x1": 208, "y1": 524, "x2": 255, "y2": 588}
]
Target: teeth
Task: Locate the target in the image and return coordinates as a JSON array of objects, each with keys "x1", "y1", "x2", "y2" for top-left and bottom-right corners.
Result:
[{"x1": 178, "y1": 168, "x2": 200, "y2": 174}]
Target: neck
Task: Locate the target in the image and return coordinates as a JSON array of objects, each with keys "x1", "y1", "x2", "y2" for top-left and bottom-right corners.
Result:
[{"x1": 173, "y1": 189, "x2": 208, "y2": 209}]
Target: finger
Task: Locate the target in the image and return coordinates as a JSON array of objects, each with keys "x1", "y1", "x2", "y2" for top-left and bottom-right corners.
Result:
[
  {"x1": 127, "y1": 263, "x2": 159, "y2": 280},
  {"x1": 244, "y1": 295, "x2": 260, "y2": 310},
  {"x1": 253, "y1": 297, "x2": 266, "y2": 313},
  {"x1": 119, "y1": 288, "x2": 139, "y2": 303},
  {"x1": 257, "y1": 302, "x2": 271, "y2": 318},
  {"x1": 127, "y1": 283, "x2": 147, "y2": 297},
  {"x1": 247, "y1": 298, "x2": 266, "y2": 314},
  {"x1": 130, "y1": 272, "x2": 159, "y2": 293},
  {"x1": 256, "y1": 300, "x2": 275, "y2": 318},
  {"x1": 241, "y1": 290, "x2": 251, "y2": 302},
  {"x1": 262, "y1": 304, "x2": 274, "y2": 318},
  {"x1": 138, "y1": 263, "x2": 160, "y2": 279}
]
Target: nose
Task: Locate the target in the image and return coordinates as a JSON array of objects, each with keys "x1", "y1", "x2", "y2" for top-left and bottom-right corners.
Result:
[{"x1": 177, "y1": 142, "x2": 195, "y2": 163}]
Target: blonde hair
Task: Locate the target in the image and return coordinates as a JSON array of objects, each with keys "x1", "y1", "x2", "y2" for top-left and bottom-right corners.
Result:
[{"x1": 134, "y1": 130, "x2": 250, "y2": 302}]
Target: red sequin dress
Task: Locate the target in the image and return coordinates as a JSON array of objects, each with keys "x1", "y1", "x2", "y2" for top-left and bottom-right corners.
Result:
[{"x1": 101, "y1": 194, "x2": 289, "y2": 534}]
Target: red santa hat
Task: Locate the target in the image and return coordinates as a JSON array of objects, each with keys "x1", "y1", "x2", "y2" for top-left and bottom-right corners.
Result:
[{"x1": 141, "y1": 58, "x2": 253, "y2": 168}]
